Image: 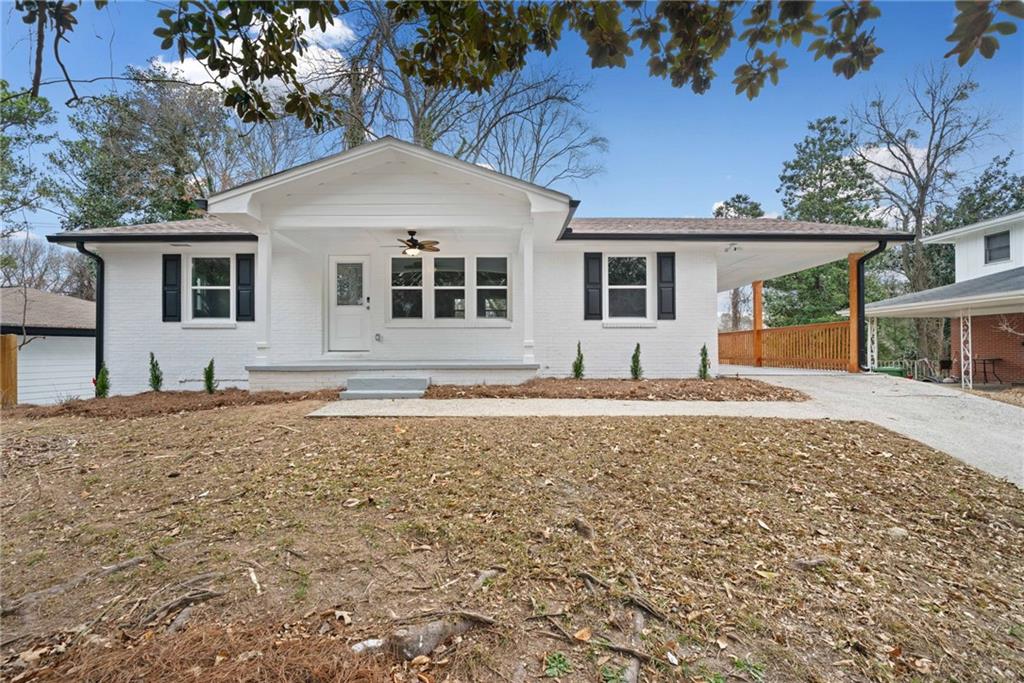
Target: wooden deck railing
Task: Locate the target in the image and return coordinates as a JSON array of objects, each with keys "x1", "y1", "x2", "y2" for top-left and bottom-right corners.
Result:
[{"x1": 719, "y1": 321, "x2": 850, "y2": 371}]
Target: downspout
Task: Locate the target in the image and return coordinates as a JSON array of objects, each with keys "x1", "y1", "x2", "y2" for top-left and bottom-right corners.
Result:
[
  {"x1": 76, "y1": 241, "x2": 104, "y2": 377},
  {"x1": 857, "y1": 240, "x2": 887, "y2": 371}
]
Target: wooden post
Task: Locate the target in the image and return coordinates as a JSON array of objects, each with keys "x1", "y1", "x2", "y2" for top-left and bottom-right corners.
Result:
[
  {"x1": 848, "y1": 253, "x2": 861, "y2": 373},
  {"x1": 752, "y1": 280, "x2": 764, "y2": 367},
  {"x1": 0, "y1": 334, "x2": 17, "y2": 407}
]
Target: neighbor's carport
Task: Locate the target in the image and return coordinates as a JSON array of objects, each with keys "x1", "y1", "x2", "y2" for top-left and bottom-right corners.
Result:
[{"x1": 865, "y1": 267, "x2": 1024, "y2": 388}]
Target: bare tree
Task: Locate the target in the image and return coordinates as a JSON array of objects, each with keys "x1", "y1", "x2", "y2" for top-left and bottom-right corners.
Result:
[
  {"x1": 852, "y1": 65, "x2": 995, "y2": 358},
  {"x1": 313, "y1": 4, "x2": 606, "y2": 186},
  {"x1": 1, "y1": 235, "x2": 93, "y2": 299}
]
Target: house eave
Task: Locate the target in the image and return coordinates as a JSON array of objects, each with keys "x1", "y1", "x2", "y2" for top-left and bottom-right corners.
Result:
[
  {"x1": 47, "y1": 233, "x2": 258, "y2": 244},
  {"x1": 558, "y1": 229, "x2": 915, "y2": 242}
]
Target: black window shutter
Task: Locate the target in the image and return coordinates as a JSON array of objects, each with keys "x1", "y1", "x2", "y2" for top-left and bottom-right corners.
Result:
[
  {"x1": 236, "y1": 253, "x2": 255, "y2": 322},
  {"x1": 584, "y1": 252, "x2": 602, "y2": 320},
  {"x1": 162, "y1": 254, "x2": 181, "y2": 322},
  {"x1": 656, "y1": 252, "x2": 675, "y2": 320}
]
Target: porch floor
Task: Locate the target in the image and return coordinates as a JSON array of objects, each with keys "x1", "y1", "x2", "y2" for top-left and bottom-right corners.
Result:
[{"x1": 246, "y1": 360, "x2": 539, "y2": 372}]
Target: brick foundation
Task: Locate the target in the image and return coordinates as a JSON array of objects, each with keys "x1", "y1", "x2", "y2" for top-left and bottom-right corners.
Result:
[{"x1": 950, "y1": 313, "x2": 1024, "y2": 384}]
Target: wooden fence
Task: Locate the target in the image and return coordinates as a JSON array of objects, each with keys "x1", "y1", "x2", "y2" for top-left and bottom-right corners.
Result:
[
  {"x1": 719, "y1": 321, "x2": 850, "y2": 371},
  {"x1": 1, "y1": 334, "x2": 17, "y2": 407}
]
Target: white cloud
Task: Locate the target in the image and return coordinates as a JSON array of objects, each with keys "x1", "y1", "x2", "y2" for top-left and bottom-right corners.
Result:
[{"x1": 150, "y1": 13, "x2": 354, "y2": 97}]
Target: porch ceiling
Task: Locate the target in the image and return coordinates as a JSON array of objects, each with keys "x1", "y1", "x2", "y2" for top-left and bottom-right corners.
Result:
[{"x1": 717, "y1": 239, "x2": 884, "y2": 291}]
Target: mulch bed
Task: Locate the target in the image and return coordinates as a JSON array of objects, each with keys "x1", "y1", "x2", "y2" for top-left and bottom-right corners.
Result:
[
  {"x1": 970, "y1": 386, "x2": 1024, "y2": 408},
  {"x1": 425, "y1": 377, "x2": 807, "y2": 401},
  {"x1": 4, "y1": 388, "x2": 337, "y2": 420}
]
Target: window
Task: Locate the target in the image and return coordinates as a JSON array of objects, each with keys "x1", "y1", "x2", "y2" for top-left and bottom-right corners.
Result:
[
  {"x1": 476, "y1": 257, "x2": 508, "y2": 319},
  {"x1": 434, "y1": 257, "x2": 466, "y2": 318},
  {"x1": 985, "y1": 231, "x2": 1010, "y2": 264},
  {"x1": 391, "y1": 257, "x2": 423, "y2": 318},
  {"x1": 607, "y1": 256, "x2": 647, "y2": 318},
  {"x1": 336, "y1": 263, "x2": 363, "y2": 305},
  {"x1": 190, "y1": 257, "x2": 232, "y2": 319}
]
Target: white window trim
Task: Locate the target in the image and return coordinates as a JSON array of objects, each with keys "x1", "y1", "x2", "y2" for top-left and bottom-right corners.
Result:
[
  {"x1": 389, "y1": 255, "x2": 425, "y2": 320},
  {"x1": 603, "y1": 254, "x2": 654, "y2": 322},
  {"x1": 186, "y1": 255, "x2": 234, "y2": 323},
  {"x1": 433, "y1": 255, "x2": 468, "y2": 320},
  {"x1": 385, "y1": 253, "x2": 513, "y2": 327},
  {"x1": 475, "y1": 255, "x2": 511, "y2": 322},
  {"x1": 983, "y1": 230, "x2": 1011, "y2": 265}
]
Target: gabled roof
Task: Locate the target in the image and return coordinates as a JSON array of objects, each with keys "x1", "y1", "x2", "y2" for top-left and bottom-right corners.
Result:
[
  {"x1": 922, "y1": 210, "x2": 1024, "y2": 244},
  {"x1": 563, "y1": 217, "x2": 914, "y2": 242},
  {"x1": 0, "y1": 287, "x2": 95, "y2": 332},
  {"x1": 208, "y1": 135, "x2": 573, "y2": 206},
  {"x1": 865, "y1": 266, "x2": 1024, "y2": 318},
  {"x1": 47, "y1": 217, "x2": 256, "y2": 244}
]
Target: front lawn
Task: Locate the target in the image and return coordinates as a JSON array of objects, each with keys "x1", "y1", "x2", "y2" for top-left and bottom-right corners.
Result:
[{"x1": 1, "y1": 403, "x2": 1021, "y2": 681}]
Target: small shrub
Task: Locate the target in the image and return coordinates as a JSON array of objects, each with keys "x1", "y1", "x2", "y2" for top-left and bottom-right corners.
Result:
[
  {"x1": 148, "y1": 352, "x2": 164, "y2": 391},
  {"x1": 698, "y1": 343, "x2": 711, "y2": 380},
  {"x1": 202, "y1": 359, "x2": 217, "y2": 394},
  {"x1": 571, "y1": 341, "x2": 585, "y2": 379},
  {"x1": 543, "y1": 652, "x2": 572, "y2": 677},
  {"x1": 630, "y1": 343, "x2": 643, "y2": 380},
  {"x1": 94, "y1": 364, "x2": 110, "y2": 398}
]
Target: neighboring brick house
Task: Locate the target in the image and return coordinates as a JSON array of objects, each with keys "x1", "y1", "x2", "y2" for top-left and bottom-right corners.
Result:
[{"x1": 866, "y1": 210, "x2": 1024, "y2": 387}]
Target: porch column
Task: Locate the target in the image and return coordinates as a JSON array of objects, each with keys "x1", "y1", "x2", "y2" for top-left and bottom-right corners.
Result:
[
  {"x1": 255, "y1": 232, "x2": 272, "y2": 360},
  {"x1": 752, "y1": 280, "x2": 764, "y2": 367},
  {"x1": 959, "y1": 311, "x2": 973, "y2": 390},
  {"x1": 520, "y1": 225, "x2": 535, "y2": 364},
  {"x1": 867, "y1": 317, "x2": 879, "y2": 370},
  {"x1": 847, "y1": 253, "x2": 861, "y2": 373}
]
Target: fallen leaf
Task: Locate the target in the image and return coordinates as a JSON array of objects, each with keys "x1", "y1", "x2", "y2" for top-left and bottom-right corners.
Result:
[
  {"x1": 573, "y1": 627, "x2": 592, "y2": 642},
  {"x1": 757, "y1": 519, "x2": 771, "y2": 532},
  {"x1": 410, "y1": 655, "x2": 431, "y2": 667}
]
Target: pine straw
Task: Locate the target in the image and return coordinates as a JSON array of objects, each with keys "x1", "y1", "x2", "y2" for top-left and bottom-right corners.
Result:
[
  {"x1": 4, "y1": 388, "x2": 337, "y2": 420},
  {"x1": 38, "y1": 619, "x2": 390, "y2": 683},
  {"x1": 2, "y1": 403, "x2": 1022, "y2": 681},
  {"x1": 424, "y1": 377, "x2": 807, "y2": 401}
]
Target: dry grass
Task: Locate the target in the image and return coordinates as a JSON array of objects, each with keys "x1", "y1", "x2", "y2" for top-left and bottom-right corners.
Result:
[
  {"x1": 5, "y1": 388, "x2": 337, "y2": 420},
  {"x1": 425, "y1": 377, "x2": 807, "y2": 401},
  {"x1": 2, "y1": 402, "x2": 1022, "y2": 682}
]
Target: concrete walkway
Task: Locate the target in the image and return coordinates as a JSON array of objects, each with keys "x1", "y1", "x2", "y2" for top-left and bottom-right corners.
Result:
[{"x1": 309, "y1": 374, "x2": 1023, "y2": 487}]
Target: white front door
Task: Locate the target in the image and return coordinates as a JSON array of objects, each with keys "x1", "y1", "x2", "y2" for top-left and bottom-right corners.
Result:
[{"x1": 329, "y1": 256, "x2": 371, "y2": 351}]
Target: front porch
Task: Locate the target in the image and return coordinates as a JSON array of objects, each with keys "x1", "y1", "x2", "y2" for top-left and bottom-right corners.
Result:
[{"x1": 246, "y1": 359, "x2": 539, "y2": 392}]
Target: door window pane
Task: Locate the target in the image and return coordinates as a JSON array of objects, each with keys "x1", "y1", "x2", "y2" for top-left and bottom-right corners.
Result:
[
  {"x1": 192, "y1": 289, "x2": 231, "y2": 318},
  {"x1": 434, "y1": 258, "x2": 465, "y2": 287},
  {"x1": 477, "y1": 257, "x2": 508, "y2": 286},
  {"x1": 392, "y1": 290, "x2": 423, "y2": 318},
  {"x1": 391, "y1": 258, "x2": 423, "y2": 287},
  {"x1": 477, "y1": 289, "x2": 508, "y2": 318},
  {"x1": 191, "y1": 257, "x2": 230, "y2": 286},
  {"x1": 608, "y1": 257, "x2": 646, "y2": 286},
  {"x1": 336, "y1": 263, "x2": 363, "y2": 305},
  {"x1": 609, "y1": 289, "x2": 646, "y2": 318},
  {"x1": 435, "y1": 289, "x2": 466, "y2": 318}
]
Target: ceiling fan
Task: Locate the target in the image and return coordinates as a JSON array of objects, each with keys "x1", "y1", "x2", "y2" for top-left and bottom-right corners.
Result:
[{"x1": 398, "y1": 230, "x2": 439, "y2": 256}]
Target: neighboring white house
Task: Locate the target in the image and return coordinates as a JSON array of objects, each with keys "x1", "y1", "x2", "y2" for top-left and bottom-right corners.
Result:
[
  {"x1": 0, "y1": 287, "x2": 96, "y2": 404},
  {"x1": 865, "y1": 210, "x2": 1024, "y2": 387},
  {"x1": 47, "y1": 137, "x2": 912, "y2": 395}
]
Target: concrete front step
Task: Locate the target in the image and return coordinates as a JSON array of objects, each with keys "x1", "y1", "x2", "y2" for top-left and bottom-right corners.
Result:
[
  {"x1": 346, "y1": 377, "x2": 429, "y2": 392},
  {"x1": 340, "y1": 389, "x2": 426, "y2": 400},
  {"x1": 341, "y1": 376, "x2": 429, "y2": 400}
]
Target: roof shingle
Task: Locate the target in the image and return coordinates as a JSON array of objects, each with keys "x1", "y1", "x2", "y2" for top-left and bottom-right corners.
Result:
[
  {"x1": 0, "y1": 287, "x2": 95, "y2": 331},
  {"x1": 565, "y1": 217, "x2": 912, "y2": 240}
]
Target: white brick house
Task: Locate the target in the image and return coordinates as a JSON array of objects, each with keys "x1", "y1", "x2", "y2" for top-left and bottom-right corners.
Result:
[{"x1": 48, "y1": 137, "x2": 911, "y2": 395}]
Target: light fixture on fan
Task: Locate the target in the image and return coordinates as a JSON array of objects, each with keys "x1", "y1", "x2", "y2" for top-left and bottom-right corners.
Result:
[{"x1": 399, "y1": 230, "x2": 439, "y2": 256}]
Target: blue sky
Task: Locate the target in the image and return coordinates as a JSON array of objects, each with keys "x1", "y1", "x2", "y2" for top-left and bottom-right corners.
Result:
[{"x1": 3, "y1": 1, "x2": 1022, "y2": 234}]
